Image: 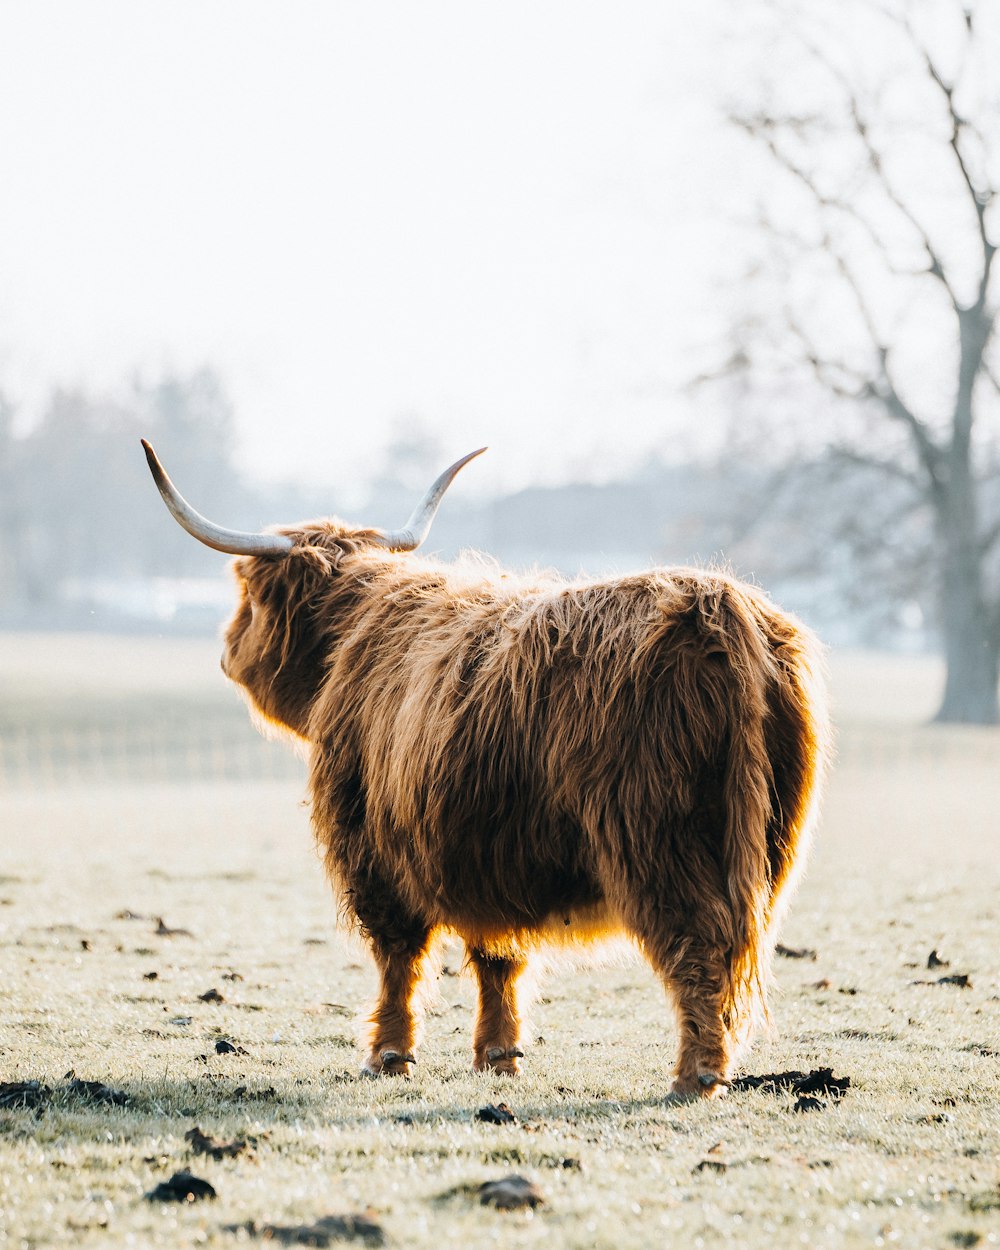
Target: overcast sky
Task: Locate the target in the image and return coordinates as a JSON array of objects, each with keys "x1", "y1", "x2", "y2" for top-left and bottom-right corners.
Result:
[{"x1": 1, "y1": 2, "x2": 756, "y2": 498}]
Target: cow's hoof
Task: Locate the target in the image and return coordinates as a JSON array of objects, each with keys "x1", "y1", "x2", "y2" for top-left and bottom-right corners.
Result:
[
  {"x1": 666, "y1": 1072, "x2": 730, "y2": 1103},
  {"x1": 474, "y1": 1045, "x2": 524, "y2": 1075},
  {"x1": 362, "y1": 1049, "x2": 416, "y2": 1078}
]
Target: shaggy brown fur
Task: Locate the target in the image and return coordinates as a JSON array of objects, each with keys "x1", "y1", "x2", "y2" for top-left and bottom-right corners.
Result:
[{"x1": 221, "y1": 521, "x2": 829, "y2": 1098}]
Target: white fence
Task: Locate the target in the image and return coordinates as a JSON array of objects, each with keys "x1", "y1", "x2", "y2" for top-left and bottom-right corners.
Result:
[
  {"x1": 3, "y1": 715, "x2": 998, "y2": 792},
  {"x1": 0, "y1": 719, "x2": 305, "y2": 789}
]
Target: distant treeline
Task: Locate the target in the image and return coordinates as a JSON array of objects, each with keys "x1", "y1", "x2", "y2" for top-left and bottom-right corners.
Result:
[
  {"x1": 0, "y1": 369, "x2": 938, "y2": 648},
  {"x1": 0, "y1": 371, "x2": 253, "y2": 619}
]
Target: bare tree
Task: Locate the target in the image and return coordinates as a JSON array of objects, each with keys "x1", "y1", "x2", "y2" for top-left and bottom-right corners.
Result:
[{"x1": 725, "y1": 0, "x2": 999, "y2": 722}]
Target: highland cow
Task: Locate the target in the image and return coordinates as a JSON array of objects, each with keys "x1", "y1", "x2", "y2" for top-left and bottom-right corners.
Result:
[{"x1": 143, "y1": 440, "x2": 828, "y2": 1099}]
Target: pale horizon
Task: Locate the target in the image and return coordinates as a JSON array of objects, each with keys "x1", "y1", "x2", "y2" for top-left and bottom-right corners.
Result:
[{"x1": 0, "y1": 1, "x2": 752, "y2": 498}]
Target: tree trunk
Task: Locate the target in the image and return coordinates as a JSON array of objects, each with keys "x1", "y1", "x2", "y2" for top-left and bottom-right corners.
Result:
[
  {"x1": 934, "y1": 480, "x2": 999, "y2": 725},
  {"x1": 933, "y1": 306, "x2": 999, "y2": 725},
  {"x1": 936, "y1": 591, "x2": 1000, "y2": 724}
]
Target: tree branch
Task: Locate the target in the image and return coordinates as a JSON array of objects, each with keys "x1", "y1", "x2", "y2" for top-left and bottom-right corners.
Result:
[
  {"x1": 860, "y1": 367, "x2": 948, "y2": 505},
  {"x1": 731, "y1": 114, "x2": 894, "y2": 259},
  {"x1": 827, "y1": 442, "x2": 924, "y2": 489},
  {"x1": 898, "y1": 8, "x2": 997, "y2": 310},
  {"x1": 784, "y1": 310, "x2": 868, "y2": 397},
  {"x1": 810, "y1": 234, "x2": 947, "y2": 497},
  {"x1": 795, "y1": 9, "x2": 990, "y2": 315},
  {"x1": 792, "y1": 22, "x2": 969, "y2": 312}
]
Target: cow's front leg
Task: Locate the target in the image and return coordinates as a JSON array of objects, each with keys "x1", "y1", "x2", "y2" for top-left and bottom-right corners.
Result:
[
  {"x1": 362, "y1": 929, "x2": 432, "y2": 1077},
  {"x1": 468, "y1": 949, "x2": 528, "y2": 1075}
]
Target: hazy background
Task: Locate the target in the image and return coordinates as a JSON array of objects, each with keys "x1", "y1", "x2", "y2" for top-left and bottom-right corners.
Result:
[
  {"x1": 2, "y1": 15, "x2": 997, "y2": 1245},
  {"x1": 1, "y1": 0, "x2": 737, "y2": 495},
  {"x1": 1, "y1": 0, "x2": 999, "y2": 715}
]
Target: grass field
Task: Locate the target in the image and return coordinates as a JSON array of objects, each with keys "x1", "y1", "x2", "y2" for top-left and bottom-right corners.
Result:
[{"x1": 1, "y1": 635, "x2": 998, "y2": 1249}]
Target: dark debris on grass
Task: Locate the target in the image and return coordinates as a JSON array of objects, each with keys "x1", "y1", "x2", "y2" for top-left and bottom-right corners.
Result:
[
  {"x1": 0, "y1": 1076, "x2": 130, "y2": 1113},
  {"x1": 227, "y1": 1213, "x2": 386, "y2": 1246},
  {"x1": 912, "y1": 974, "x2": 973, "y2": 989},
  {"x1": 436, "y1": 1173, "x2": 545, "y2": 1211},
  {"x1": 0, "y1": 1080, "x2": 51, "y2": 1111},
  {"x1": 232, "y1": 1084, "x2": 279, "y2": 1102},
  {"x1": 732, "y1": 1067, "x2": 850, "y2": 1102},
  {"x1": 63, "y1": 1075, "x2": 130, "y2": 1107},
  {"x1": 775, "y1": 943, "x2": 818, "y2": 960},
  {"x1": 475, "y1": 1102, "x2": 517, "y2": 1125},
  {"x1": 154, "y1": 917, "x2": 194, "y2": 938},
  {"x1": 215, "y1": 1039, "x2": 249, "y2": 1055},
  {"x1": 185, "y1": 1125, "x2": 254, "y2": 1160},
  {"x1": 146, "y1": 1171, "x2": 217, "y2": 1203},
  {"x1": 793, "y1": 1095, "x2": 828, "y2": 1113},
  {"x1": 478, "y1": 1175, "x2": 545, "y2": 1210}
]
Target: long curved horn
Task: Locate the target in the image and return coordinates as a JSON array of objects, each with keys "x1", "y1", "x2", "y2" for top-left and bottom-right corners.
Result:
[
  {"x1": 374, "y1": 447, "x2": 487, "y2": 552},
  {"x1": 141, "y1": 439, "x2": 294, "y2": 557}
]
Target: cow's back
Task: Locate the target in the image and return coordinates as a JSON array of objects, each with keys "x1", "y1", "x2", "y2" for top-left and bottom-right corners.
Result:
[{"x1": 306, "y1": 561, "x2": 826, "y2": 945}]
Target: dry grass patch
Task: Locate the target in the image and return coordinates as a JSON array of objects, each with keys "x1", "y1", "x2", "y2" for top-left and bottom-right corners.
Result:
[{"x1": 1, "y1": 643, "x2": 998, "y2": 1248}]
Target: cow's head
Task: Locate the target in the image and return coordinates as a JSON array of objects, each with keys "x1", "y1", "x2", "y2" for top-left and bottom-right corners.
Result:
[{"x1": 142, "y1": 439, "x2": 484, "y2": 736}]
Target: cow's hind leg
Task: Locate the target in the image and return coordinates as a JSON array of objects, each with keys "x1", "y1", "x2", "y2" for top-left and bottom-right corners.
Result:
[
  {"x1": 661, "y1": 939, "x2": 741, "y2": 1100},
  {"x1": 468, "y1": 949, "x2": 527, "y2": 1075},
  {"x1": 633, "y1": 924, "x2": 744, "y2": 1101}
]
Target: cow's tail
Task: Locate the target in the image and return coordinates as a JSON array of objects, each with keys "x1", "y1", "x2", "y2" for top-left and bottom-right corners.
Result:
[{"x1": 710, "y1": 584, "x2": 779, "y2": 1055}]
